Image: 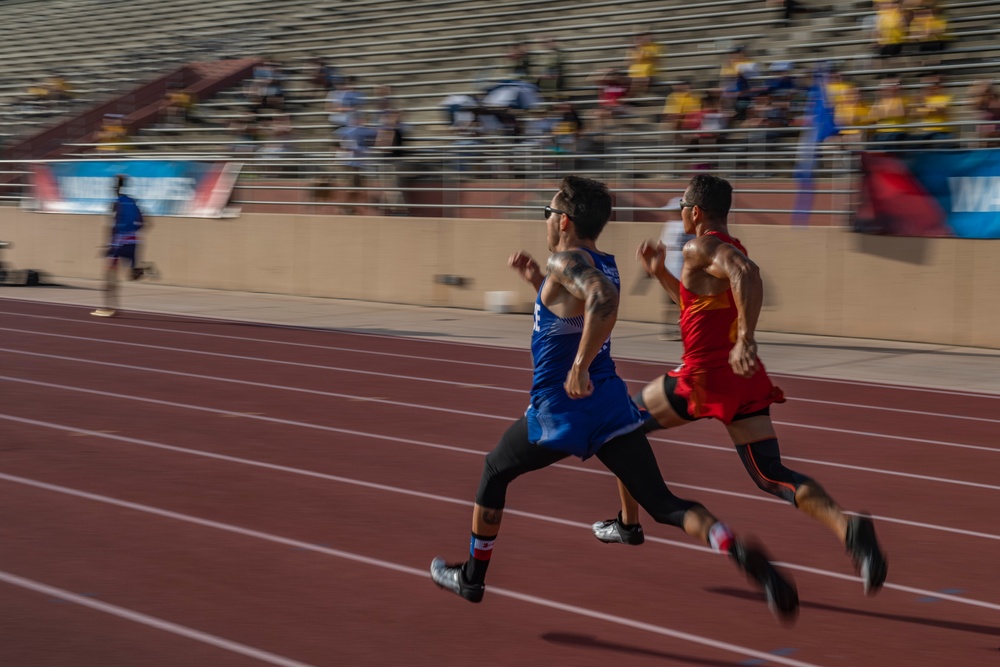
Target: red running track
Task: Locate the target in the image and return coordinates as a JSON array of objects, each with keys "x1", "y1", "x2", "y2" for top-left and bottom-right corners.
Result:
[{"x1": 0, "y1": 298, "x2": 998, "y2": 666}]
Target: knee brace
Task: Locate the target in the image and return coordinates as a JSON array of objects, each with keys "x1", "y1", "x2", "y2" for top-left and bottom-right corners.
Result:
[{"x1": 736, "y1": 438, "x2": 812, "y2": 505}]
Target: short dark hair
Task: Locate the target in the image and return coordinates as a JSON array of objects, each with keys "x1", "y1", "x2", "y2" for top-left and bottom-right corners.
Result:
[
  {"x1": 555, "y1": 175, "x2": 613, "y2": 240},
  {"x1": 115, "y1": 174, "x2": 127, "y2": 192},
  {"x1": 686, "y1": 174, "x2": 732, "y2": 220}
]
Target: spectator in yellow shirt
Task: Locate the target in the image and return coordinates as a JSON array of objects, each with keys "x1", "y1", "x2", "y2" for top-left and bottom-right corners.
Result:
[
  {"x1": 96, "y1": 114, "x2": 129, "y2": 153},
  {"x1": 868, "y1": 77, "x2": 909, "y2": 148},
  {"x1": 909, "y1": 5, "x2": 948, "y2": 66},
  {"x1": 627, "y1": 32, "x2": 661, "y2": 99},
  {"x1": 911, "y1": 73, "x2": 955, "y2": 148},
  {"x1": 874, "y1": 0, "x2": 907, "y2": 60},
  {"x1": 661, "y1": 80, "x2": 702, "y2": 142},
  {"x1": 832, "y1": 86, "x2": 870, "y2": 150}
]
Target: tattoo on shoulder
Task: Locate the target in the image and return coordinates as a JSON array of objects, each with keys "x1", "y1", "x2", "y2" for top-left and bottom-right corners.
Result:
[{"x1": 548, "y1": 251, "x2": 617, "y2": 319}]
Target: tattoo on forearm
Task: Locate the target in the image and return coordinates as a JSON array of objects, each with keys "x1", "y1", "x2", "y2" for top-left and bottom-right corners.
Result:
[{"x1": 480, "y1": 509, "x2": 503, "y2": 526}]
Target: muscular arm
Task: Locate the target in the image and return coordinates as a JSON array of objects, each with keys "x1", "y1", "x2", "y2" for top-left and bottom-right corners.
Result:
[
  {"x1": 547, "y1": 250, "x2": 619, "y2": 397},
  {"x1": 694, "y1": 238, "x2": 763, "y2": 377}
]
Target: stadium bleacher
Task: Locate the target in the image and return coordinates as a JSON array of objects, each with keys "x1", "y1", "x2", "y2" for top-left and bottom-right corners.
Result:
[{"x1": 1, "y1": 0, "x2": 997, "y2": 219}]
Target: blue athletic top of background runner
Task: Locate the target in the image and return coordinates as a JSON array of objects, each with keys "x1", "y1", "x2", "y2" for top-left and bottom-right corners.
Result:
[{"x1": 112, "y1": 194, "x2": 144, "y2": 243}]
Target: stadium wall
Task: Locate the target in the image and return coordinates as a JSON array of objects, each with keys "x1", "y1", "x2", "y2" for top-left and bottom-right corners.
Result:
[{"x1": 1, "y1": 209, "x2": 996, "y2": 348}]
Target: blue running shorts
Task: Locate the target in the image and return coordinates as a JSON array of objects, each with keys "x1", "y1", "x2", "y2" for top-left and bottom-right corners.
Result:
[{"x1": 526, "y1": 376, "x2": 644, "y2": 460}]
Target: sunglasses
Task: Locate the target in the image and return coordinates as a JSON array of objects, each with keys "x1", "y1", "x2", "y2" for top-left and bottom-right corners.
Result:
[
  {"x1": 544, "y1": 205, "x2": 569, "y2": 220},
  {"x1": 678, "y1": 199, "x2": 696, "y2": 209}
]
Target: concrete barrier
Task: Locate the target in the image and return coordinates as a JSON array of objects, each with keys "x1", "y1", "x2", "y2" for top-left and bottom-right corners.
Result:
[{"x1": 1, "y1": 208, "x2": 996, "y2": 348}]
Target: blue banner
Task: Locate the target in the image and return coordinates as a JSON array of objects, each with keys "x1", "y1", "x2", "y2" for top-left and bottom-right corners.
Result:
[
  {"x1": 856, "y1": 150, "x2": 1000, "y2": 238},
  {"x1": 29, "y1": 160, "x2": 241, "y2": 218}
]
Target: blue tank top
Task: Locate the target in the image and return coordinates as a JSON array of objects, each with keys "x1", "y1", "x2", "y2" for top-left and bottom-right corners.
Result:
[
  {"x1": 530, "y1": 247, "x2": 620, "y2": 392},
  {"x1": 112, "y1": 194, "x2": 144, "y2": 242}
]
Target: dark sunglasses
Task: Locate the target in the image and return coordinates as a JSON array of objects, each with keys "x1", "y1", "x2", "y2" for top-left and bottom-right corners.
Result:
[
  {"x1": 678, "y1": 199, "x2": 696, "y2": 209},
  {"x1": 544, "y1": 205, "x2": 569, "y2": 220}
]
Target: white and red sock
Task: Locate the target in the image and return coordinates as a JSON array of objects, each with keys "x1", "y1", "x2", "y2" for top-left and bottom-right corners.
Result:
[{"x1": 708, "y1": 522, "x2": 735, "y2": 554}]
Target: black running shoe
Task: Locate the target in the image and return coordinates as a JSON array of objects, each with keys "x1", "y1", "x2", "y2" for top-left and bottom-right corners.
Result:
[
  {"x1": 592, "y1": 512, "x2": 645, "y2": 545},
  {"x1": 729, "y1": 540, "x2": 799, "y2": 623},
  {"x1": 846, "y1": 515, "x2": 888, "y2": 596},
  {"x1": 430, "y1": 557, "x2": 485, "y2": 603}
]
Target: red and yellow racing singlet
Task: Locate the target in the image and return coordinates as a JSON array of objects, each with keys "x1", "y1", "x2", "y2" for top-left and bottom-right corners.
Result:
[{"x1": 678, "y1": 230, "x2": 748, "y2": 370}]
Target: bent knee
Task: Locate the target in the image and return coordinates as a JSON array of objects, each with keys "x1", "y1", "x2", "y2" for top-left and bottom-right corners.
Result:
[{"x1": 737, "y1": 438, "x2": 811, "y2": 505}]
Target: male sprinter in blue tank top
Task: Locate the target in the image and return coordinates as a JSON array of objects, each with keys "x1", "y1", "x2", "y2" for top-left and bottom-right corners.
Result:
[
  {"x1": 92, "y1": 175, "x2": 156, "y2": 317},
  {"x1": 430, "y1": 176, "x2": 798, "y2": 622}
]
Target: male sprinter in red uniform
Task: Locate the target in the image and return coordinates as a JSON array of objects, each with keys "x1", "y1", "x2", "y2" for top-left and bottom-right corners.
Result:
[{"x1": 593, "y1": 174, "x2": 888, "y2": 596}]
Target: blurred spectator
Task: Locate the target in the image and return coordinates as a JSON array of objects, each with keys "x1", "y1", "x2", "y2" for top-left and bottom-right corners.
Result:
[
  {"x1": 657, "y1": 196, "x2": 693, "y2": 340},
  {"x1": 335, "y1": 115, "x2": 377, "y2": 214},
  {"x1": 228, "y1": 111, "x2": 260, "y2": 153},
  {"x1": 867, "y1": 77, "x2": 908, "y2": 147},
  {"x1": 765, "y1": 61, "x2": 801, "y2": 100},
  {"x1": 96, "y1": 114, "x2": 129, "y2": 152},
  {"x1": 627, "y1": 32, "x2": 662, "y2": 99},
  {"x1": 481, "y1": 80, "x2": 540, "y2": 135},
  {"x1": 248, "y1": 60, "x2": 286, "y2": 113},
  {"x1": 309, "y1": 57, "x2": 343, "y2": 92},
  {"x1": 661, "y1": 79, "x2": 702, "y2": 152},
  {"x1": 577, "y1": 107, "x2": 612, "y2": 162},
  {"x1": 723, "y1": 70, "x2": 755, "y2": 124},
  {"x1": 594, "y1": 68, "x2": 633, "y2": 121},
  {"x1": 548, "y1": 100, "x2": 583, "y2": 154},
  {"x1": 824, "y1": 63, "x2": 854, "y2": 111},
  {"x1": 908, "y1": 4, "x2": 948, "y2": 66},
  {"x1": 771, "y1": 0, "x2": 811, "y2": 26},
  {"x1": 374, "y1": 110, "x2": 407, "y2": 214},
  {"x1": 690, "y1": 88, "x2": 728, "y2": 169},
  {"x1": 326, "y1": 76, "x2": 365, "y2": 129},
  {"x1": 831, "y1": 85, "x2": 870, "y2": 149},
  {"x1": 164, "y1": 83, "x2": 195, "y2": 127},
  {"x1": 746, "y1": 92, "x2": 792, "y2": 176},
  {"x1": 910, "y1": 73, "x2": 955, "y2": 148},
  {"x1": 535, "y1": 37, "x2": 567, "y2": 100},
  {"x1": 371, "y1": 84, "x2": 395, "y2": 122},
  {"x1": 258, "y1": 112, "x2": 294, "y2": 156},
  {"x1": 25, "y1": 73, "x2": 71, "y2": 112},
  {"x1": 440, "y1": 93, "x2": 480, "y2": 129},
  {"x1": 970, "y1": 80, "x2": 1000, "y2": 145},
  {"x1": 719, "y1": 46, "x2": 755, "y2": 89},
  {"x1": 507, "y1": 43, "x2": 532, "y2": 81},
  {"x1": 873, "y1": 0, "x2": 907, "y2": 63}
]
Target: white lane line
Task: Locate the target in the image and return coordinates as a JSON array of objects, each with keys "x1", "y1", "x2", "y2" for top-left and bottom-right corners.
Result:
[
  {"x1": 779, "y1": 397, "x2": 1000, "y2": 425},
  {"x1": 0, "y1": 570, "x2": 315, "y2": 667},
  {"x1": 0, "y1": 472, "x2": 823, "y2": 667},
  {"x1": 650, "y1": 436, "x2": 1000, "y2": 492},
  {"x1": 2, "y1": 345, "x2": 999, "y2": 458},
  {"x1": 0, "y1": 307, "x2": 532, "y2": 370},
  {"x1": 0, "y1": 348, "x2": 500, "y2": 421},
  {"x1": 6, "y1": 321, "x2": 1000, "y2": 426},
  {"x1": 4, "y1": 308, "x2": 998, "y2": 401},
  {"x1": 4, "y1": 367, "x2": 999, "y2": 499},
  {"x1": 7, "y1": 316, "x2": 1000, "y2": 428},
  {"x1": 770, "y1": 420, "x2": 1000, "y2": 453},
  {"x1": 7, "y1": 409, "x2": 1000, "y2": 616},
  {"x1": 0, "y1": 326, "x2": 526, "y2": 393},
  {"x1": 6, "y1": 409, "x2": 1000, "y2": 545},
  {"x1": 764, "y1": 372, "x2": 1000, "y2": 399}
]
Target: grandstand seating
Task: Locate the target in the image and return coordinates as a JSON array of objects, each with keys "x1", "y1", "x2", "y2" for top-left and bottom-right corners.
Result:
[{"x1": 1, "y1": 0, "x2": 997, "y2": 217}]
